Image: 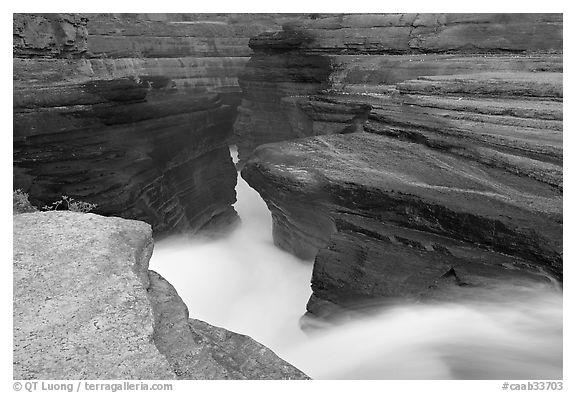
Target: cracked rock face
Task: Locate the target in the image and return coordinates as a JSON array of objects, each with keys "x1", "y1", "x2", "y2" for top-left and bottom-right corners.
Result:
[
  {"x1": 13, "y1": 13, "x2": 89, "y2": 58},
  {"x1": 13, "y1": 211, "x2": 309, "y2": 379}
]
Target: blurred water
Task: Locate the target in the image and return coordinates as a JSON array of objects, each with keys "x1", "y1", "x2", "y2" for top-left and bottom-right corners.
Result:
[{"x1": 149, "y1": 147, "x2": 562, "y2": 380}]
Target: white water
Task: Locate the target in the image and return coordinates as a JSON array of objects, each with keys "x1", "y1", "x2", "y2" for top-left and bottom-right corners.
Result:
[{"x1": 149, "y1": 148, "x2": 562, "y2": 380}]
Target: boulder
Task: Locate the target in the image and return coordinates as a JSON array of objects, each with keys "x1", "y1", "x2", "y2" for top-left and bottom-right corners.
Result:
[{"x1": 13, "y1": 211, "x2": 174, "y2": 379}]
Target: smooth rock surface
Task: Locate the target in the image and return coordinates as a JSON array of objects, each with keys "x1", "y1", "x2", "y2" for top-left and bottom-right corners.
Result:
[
  {"x1": 242, "y1": 133, "x2": 562, "y2": 317},
  {"x1": 365, "y1": 74, "x2": 562, "y2": 189}
]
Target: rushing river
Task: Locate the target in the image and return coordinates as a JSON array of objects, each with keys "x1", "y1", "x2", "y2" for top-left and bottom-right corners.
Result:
[{"x1": 149, "y1": 148, "x2": 562, "y2": 380}]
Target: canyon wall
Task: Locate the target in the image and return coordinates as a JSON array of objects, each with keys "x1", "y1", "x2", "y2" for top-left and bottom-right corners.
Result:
[
  {"x1": 235, "y1": 13, "x2": 562, "y2": 161},
  {"x1": 13, "y1": 211, "x2": 308, "y2": 379},
  {"x1": 13, "y1": 13, "x2": 305, "y2": 235},
  {"x1": 239, "y1": 14, "x2": 563, "y2": 318}
]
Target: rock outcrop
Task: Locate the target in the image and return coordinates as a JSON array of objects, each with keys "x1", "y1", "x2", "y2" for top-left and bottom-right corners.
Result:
[
  {"x1": 243, "y1": 133, "x2": 561, "y2": 316},
  {"x1": 13, "y1": 13, "x2": 89, "y2": 58},
  {"x1": 239, "y1": 13, "x2": 562, "y2": 317},
  {"x1": 13, "y1": 211, "x2": 174, "y2": 379},
  {"x1": 233, "y1": 13, "x2": 562, "y2": 161},
  {"x1": 13, "y1": 13, "x2": 306, "y2": 235},
  {"x1": 148, "y1": 271, "x2": 308, "y2": 379},
  {"x1": 367, "y1": 72, "x2": 562, "y2": 190},
  {"x1": 13, "y1": 211, "x2": 308, "y2": 379}
]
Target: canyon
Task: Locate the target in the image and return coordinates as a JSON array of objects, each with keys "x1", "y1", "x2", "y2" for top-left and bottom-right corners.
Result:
[
  {"x1": 13, "y1": 13, "x2": 563, "y2": 379},
  {"x1": 237, "y1": 13, "x2": 562, "y2": 317},
  {"x1": 13, "y1": 13, "x2": 314, "y2": 380},
  {"x1": 13, "y1": 13, "x2": 301, "y2": 235}
]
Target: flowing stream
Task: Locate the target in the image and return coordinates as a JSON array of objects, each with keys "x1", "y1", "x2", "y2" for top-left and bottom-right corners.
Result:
[{"x1": 149, "y1": 148, "x2": 562, "y2": 380}]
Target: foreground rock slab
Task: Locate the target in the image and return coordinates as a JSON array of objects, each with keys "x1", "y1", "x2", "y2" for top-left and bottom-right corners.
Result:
[
  {"x1": 13, "y1": 212, "x2": 174, "y2": 379},
  {"x1": 13, "y1": 211, "x2": 308, "y2": 379},
  {"x1": 242, "y1": 133, "x2": 562, "y2": 317}
]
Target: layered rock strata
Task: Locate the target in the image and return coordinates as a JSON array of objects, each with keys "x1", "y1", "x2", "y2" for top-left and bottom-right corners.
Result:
[
  {"x1": 243, "y1": 131, "x2": 562, "y2": 317},
  {"x1": 233, "y1": 13, "x2": 562, "y2": 161},
  {"x1": 13, "y1": 13, "x2": 303, "y2": 235},
  {"x1": 14, "y1": 78, "x2": 238, "y2": 234},
  {"x1": 366, "y1": 72, "x2": 563, "y2": 190},
  {"x1": 239, "y1": 13, "x2": 563, "y2": 317},
  {"x1": 13, "y1": 211, "x2": 308, "y2": 379}
]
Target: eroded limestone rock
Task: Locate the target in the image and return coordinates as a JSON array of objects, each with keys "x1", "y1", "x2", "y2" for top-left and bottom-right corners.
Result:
[
  {"x1": 242, "y1": 132, "x2": 562, "y2": 317},
  {"x1": 237, "y1": 13, "x2": 563, "y2": 318}
]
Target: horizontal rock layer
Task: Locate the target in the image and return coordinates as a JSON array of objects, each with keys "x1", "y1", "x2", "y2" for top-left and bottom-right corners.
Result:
[
  {"x1": 233, "y1": 13, "x2": 562, "y2": 162},
  {"x1": 14, "y1": 57, "x2": 249, "y2": 91},
  {"x1": 260, "y1": 13, "x2": 562, "y2": 54},
  {"x1": 84, "y1": 13, "x2": 302, "y2": 58},
  {"x1": 13, "y1": 211, "x2": 308, "y2": 379},
  {"x1": 365, "y1": 73, "x2": 562, "y2": 189},
  {"x1": 238, "y1": 13, "x2": 562, "y2": 317},
  {"x1": 14, "y1": 77, "x2": 238, "y2": 235},
  {"x1": 14, "y1": 13, "x2": 305, "y2": 234}
]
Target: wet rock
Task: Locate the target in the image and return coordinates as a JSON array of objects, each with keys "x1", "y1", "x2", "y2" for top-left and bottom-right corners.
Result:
[
  {"x1": 148, "y1": 271, "x2": 309, "y2": 379},
  {"x1": 236, "y1": 13, "x2": 562, "y2": 318},
  {"x1": 242, "y1": 133, "x2": 562, "y2": 316}
]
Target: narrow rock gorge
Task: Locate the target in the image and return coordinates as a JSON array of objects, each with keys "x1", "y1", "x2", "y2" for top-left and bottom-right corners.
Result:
[
  {"x1": 13, "y1": 13, "x2": 563, "y2": 380},
  {"x1": 238, "y1": 13, "x2": 563, "y2": 317},
  {"x1": 13, "y1": 13, "x2": 301, "y2": 235},
  {"x1": 13, "y1": 12, "x2": 313, "y2": 380},
  {"x1": 13, "y1": 211, "x2": 308, "y2": 379}
]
